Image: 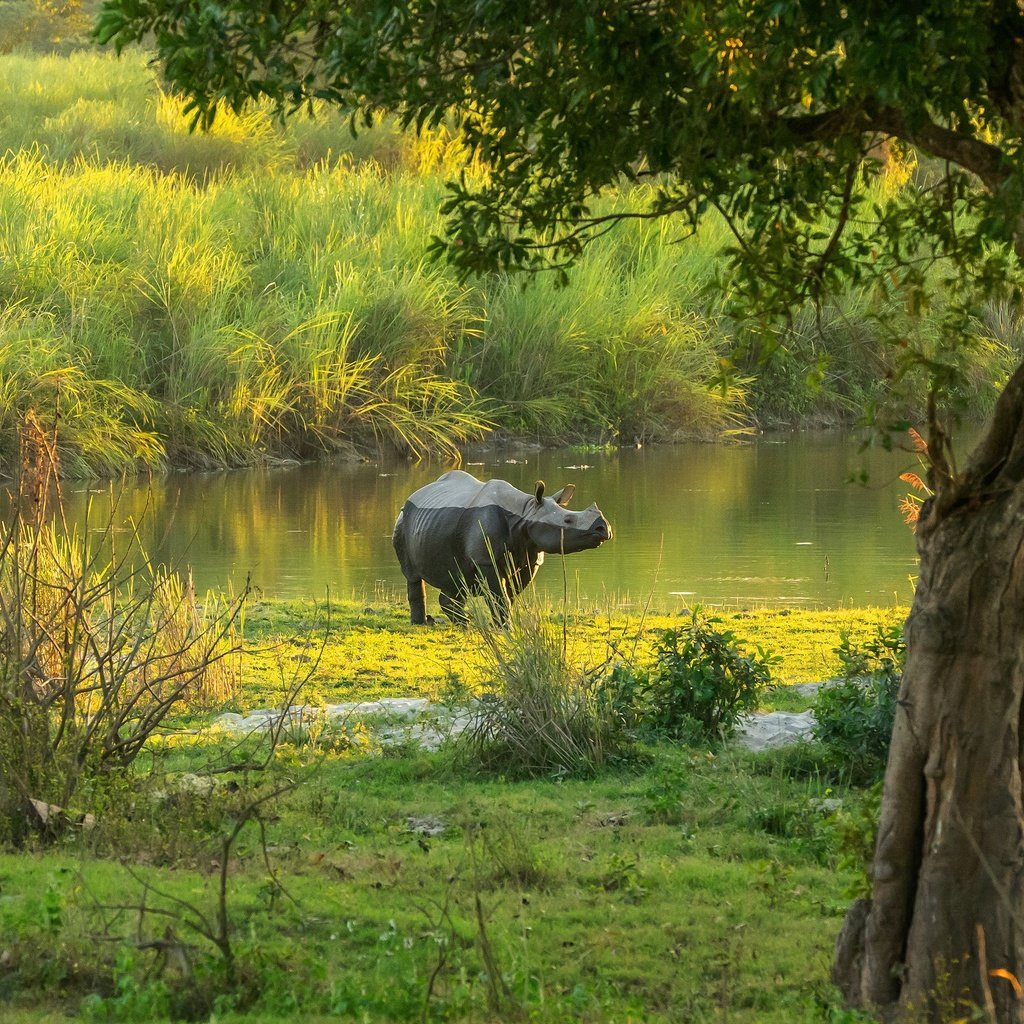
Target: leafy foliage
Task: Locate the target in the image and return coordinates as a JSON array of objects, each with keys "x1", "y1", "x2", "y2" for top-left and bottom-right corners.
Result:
[
  {"x1": 812, "y1": 625, "x2": 905, "y2": 786},
  {"x1": 96, "y1": 4, "x2": 1024, "y2": 305},
  {"x1": 898, "y1": 428, "x2": 932, "y2": 529},
  {"x1": 828, "y1": 784, "x2": 884, "y2": 901},
  {"x1": 611, "y1": 612, "x2": 779, "y2": 744}
]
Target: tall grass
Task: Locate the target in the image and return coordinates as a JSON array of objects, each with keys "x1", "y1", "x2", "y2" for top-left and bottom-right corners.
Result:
[
  {"x1": 0, "y1": 47, "x2": 1013, "y2": 474},
  {"x1": 470, "y1": 208, "x2": 749, "y2": 440},
  {"x1": 0, "y1": 143, "x2": 493, "y2": 470},
  {"x1": 741, "y1": 285, "x2": 1019, "y2": 428},
  {"x1": 455, "y1": 598, "x2": 633, "y2": 778}
]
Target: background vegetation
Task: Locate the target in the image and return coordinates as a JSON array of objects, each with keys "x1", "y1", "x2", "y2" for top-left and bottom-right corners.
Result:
[{"x1": 0, "y1": 35, "x2": 1015, "y2": 475}]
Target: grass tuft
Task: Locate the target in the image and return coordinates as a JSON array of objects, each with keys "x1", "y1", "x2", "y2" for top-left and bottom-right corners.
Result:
[{"x1": 452, "y1": 600, "x2": 634, "y2": 778}]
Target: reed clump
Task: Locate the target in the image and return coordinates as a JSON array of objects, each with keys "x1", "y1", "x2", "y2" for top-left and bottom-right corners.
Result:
[{"x1": 454, "y1": 600, "x2": 633, "y2": 779}]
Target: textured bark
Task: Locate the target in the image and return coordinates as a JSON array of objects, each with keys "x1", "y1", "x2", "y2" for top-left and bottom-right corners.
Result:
[{"x1": 834, "y1": 372, "x2": 1024, "y2": 1020}]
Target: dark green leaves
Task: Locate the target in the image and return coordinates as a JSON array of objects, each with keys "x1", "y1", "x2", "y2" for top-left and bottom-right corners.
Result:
[{"x1": 97, "y1": 0, "x2": 1024, "y2": 345}]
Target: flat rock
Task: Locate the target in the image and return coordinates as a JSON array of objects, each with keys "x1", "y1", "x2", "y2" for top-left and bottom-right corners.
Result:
[
  {"x1": 210, "y1": 696, "x2": 821, "y2": 754},
  {"x1": 734, "y1": 710, "x2": 816, "y2": 752},
  {"x1": 211, "y1": 698, "x2": 473, "y2": 751}
]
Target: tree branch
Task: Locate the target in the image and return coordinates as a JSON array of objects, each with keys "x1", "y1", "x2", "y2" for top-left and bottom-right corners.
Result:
[
  {"x1": 807, "y1": 158, "x2": 859, "y2": 293},
  {"x1": 779, "y1": 103, "x2": 1009, "y2": 193},
  {"x1": 868, "y1": 106, "x2": 1009, "y2": 192}
]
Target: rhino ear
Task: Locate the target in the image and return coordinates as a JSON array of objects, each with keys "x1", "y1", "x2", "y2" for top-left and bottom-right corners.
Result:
[
  {"x1": 534, "y1": 480, "x2": 545, "y2": 504},
  {"x1": 550, "y1": 483, "x2": 575, "y2": 508}
]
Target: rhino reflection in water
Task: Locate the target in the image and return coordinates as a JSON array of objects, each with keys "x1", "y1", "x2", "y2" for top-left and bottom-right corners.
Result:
[{"x1": 392, "y1": 469, "x2": 613, "y2": 624}]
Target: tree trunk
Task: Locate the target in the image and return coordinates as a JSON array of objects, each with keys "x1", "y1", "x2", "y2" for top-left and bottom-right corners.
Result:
[{"x1": 834, "y1": 378, "x2": 1024, "y2": 1021}]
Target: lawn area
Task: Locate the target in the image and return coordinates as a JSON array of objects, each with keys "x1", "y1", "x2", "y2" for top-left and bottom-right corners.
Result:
[
  {"x1": 236, "y1": 598, "x2": 907, "y2": 708},
  {"x1": 0, "y1": 600, "x2": 896, "y2": 1023}
]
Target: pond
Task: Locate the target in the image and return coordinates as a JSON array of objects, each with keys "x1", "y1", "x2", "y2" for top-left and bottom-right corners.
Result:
[{"x1": 63, "y1": 432, "x2": 923, "y2": 612}]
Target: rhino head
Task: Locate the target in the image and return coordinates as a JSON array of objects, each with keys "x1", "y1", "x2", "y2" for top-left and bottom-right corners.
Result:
[{"x1": 524, "y1": 480, "x2": 612, "y2": 554}]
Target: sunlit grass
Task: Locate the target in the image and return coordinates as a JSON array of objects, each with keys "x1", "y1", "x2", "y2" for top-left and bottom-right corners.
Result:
[{"x1": 232, "y1": 598, "x2": 907, "y2": 710}]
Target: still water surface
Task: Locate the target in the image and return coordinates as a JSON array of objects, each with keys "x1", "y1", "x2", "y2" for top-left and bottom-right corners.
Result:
[{"x1": 65, "y1": 434, "x2": 922, "y2": 611}]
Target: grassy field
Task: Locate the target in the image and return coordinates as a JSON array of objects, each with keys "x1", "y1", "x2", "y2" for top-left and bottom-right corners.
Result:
[
  {"x1": 0, "y1": 746, "x2": 874, "y2": 1023},
  {"x1": 0, "y1": 748, "x2": 870, "y2": 1023},
  {"x1": 0, "y1": 599, "x2": 899, "y2": 1023},
  {"x1": 235, "y1": 598, "x2": 906, "y2": 709}
]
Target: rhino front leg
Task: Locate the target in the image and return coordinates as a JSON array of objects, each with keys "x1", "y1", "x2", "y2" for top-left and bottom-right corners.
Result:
[
  {"x1": 406, "y1": 578, "x2": 431, "y2": 625},
  {"x1": 476, "y1": 566, "x2": 512, "y2": 625},
  {"x1": 439, "y1": 590, "x2": 468, "y2": 625}
]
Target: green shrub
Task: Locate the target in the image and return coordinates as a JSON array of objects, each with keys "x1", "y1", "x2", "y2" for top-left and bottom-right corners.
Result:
[
  {"x1": 617, "y1": 612, "x2": 779, "y2": 744},
  {"x1": 639, "y1": 761, "x2": 692, "y2": 826},
  {"x1": 812, "y1": 624, "x2": 905, "y2": 785},
  {"x1": 827, "y1": 783, "x2": 883, "y2": 900}
]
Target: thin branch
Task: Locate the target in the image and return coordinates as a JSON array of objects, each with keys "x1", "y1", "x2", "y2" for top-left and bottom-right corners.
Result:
[{"x1": 808, "y1": 158, "x2": 859, "y2": 289}]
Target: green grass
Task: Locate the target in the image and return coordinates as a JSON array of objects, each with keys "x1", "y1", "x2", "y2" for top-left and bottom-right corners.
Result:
[
  {"x1": 0, "y1": 600, "x2": 901, "y2": 1022},
  {"x1": 0, "y1": 746, "x2": 867, "y2": 1023},
  {"x1": 232, "y1": 598, "x2": 906, "y2": 710}
]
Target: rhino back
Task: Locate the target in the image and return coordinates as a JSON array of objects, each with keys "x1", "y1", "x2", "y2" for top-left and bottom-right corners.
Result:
[
  {"x1": 396, "y1": 473, "x2": 531, "y2": 591},
  {"x1": 405, "y1": 471, "x2": 532, "y2": 514},
  {"x1": 403, "y1": 470, "x2": 483, "y2": 510}
]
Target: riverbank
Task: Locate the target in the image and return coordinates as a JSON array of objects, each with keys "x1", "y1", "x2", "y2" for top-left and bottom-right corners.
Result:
[
  {"x1": 234, "y1": 599, "x2": 906, "y2": 709},
  {"x1": 1, "y1": 600, "x2": 896, "y2": 1024}
]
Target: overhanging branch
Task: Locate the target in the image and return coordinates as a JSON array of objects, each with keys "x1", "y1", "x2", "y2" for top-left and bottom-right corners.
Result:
[
  {"x1": 780, "y1": 102, "x2": 1009, "y2": 193},
  {"x1": 869, "y1": 105, "x2": 1009, "y2": 193}
]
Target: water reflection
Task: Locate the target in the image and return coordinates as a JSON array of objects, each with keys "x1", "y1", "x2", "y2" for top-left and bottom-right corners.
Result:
[{"x1": 60, "y1": 433, "x2": 921, "y2": 610}]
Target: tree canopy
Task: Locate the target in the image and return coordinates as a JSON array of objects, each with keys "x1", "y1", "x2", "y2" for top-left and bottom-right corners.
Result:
[{"x1": 99, "y1": 2, "x2": 1024, "y2": 315}]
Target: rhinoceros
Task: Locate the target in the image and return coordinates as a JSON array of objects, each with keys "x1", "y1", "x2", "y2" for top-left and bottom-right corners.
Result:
[{"x1": 392, "y1": 469, "x2": 612, "y2": 624}]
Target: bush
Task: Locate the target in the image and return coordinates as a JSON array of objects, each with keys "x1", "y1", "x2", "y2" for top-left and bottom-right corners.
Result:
[
  {"x1": 812, "y1": 624, "x2": 905, "y2": 785},
  {"x1": 453, "y1": 602, "x2": 635, "y2": 779},
  {"x1": 827, "y1": 783, "x2": 883, "y2": 900},
  {"x1": 0, "y1": 412, "x2": 245, "y2": 845},
  {"x1": 614, "y1": 612, "x2": 779, "y2": 744}
]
